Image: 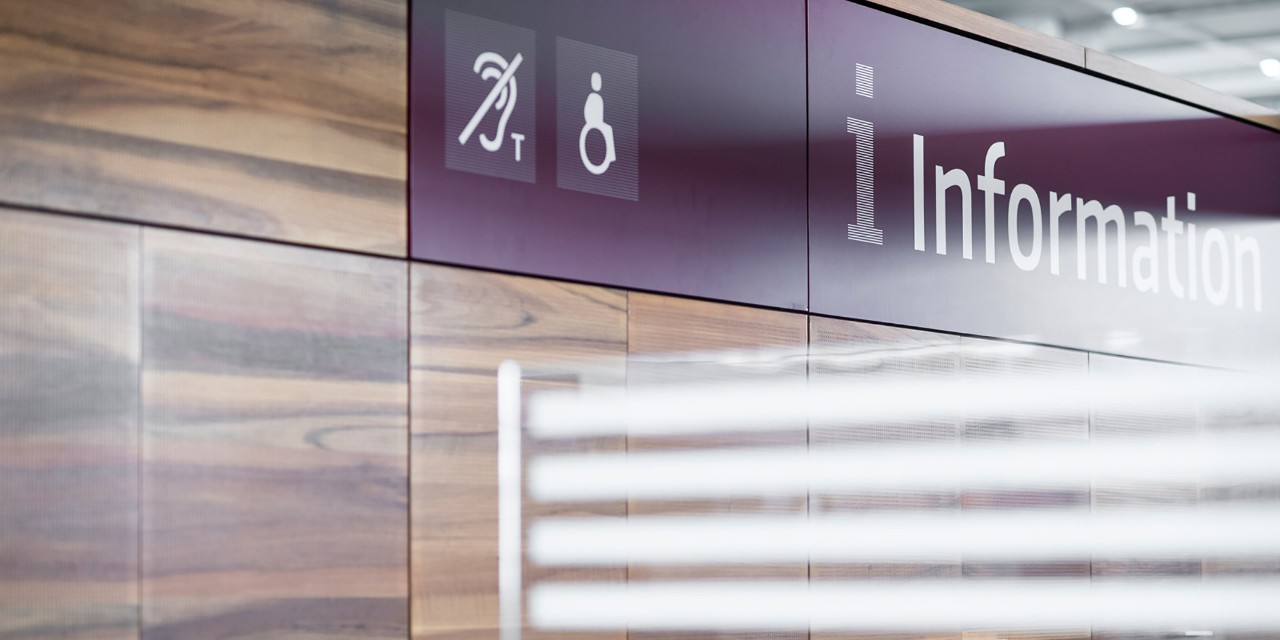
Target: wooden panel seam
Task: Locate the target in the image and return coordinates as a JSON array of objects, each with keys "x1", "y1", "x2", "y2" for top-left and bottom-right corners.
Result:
[
  {"x1": 1084, "y1": 48, "x2": 1280, "y2": 131},
  {"x1": 859, "y1": 0, "x2": 1280, "y2": 131},
  {"x1": 857, "y1": 0, "x2": 1086, "y2": 67}
]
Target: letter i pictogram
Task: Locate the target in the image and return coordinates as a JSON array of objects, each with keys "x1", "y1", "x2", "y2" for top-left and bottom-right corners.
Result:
[{"x1": 847, "y1": 63, "x2": 884, "y2": 245}]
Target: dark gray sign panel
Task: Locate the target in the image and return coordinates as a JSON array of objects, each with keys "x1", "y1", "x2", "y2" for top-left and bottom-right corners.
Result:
[
  {"x1": 809, "y1": 0, "x2": 1280, "y2": 368},
  {"x1": 411, "y1": 0, "x2": 809, "y2": 310}
]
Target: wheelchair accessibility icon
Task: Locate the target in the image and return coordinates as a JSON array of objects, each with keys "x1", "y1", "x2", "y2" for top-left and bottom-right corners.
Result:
[
  {"x1": 556, "y1": 36, "x2": 636, "y2": 200},
  {"x1": 578, "y1": 72, "x2": 616, "y2": 175}
]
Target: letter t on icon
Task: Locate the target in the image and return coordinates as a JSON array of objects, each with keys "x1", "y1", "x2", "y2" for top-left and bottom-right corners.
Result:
[{"x1": 511, "y1": 133, "x2": 525, "y2": 162}]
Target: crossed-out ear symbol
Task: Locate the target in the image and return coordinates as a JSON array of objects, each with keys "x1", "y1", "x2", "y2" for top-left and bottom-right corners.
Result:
[{"x1": 458, "y1": 51, "x2": 525, "y2": 161}]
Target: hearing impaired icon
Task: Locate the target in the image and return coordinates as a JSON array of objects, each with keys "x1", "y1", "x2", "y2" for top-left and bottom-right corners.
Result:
[
  {"x1": 578, "y1": 72, "x2": 616, "y2": 175},
  {"x1": 445, "y1": 11, "x2": 535, "y2": 183}
]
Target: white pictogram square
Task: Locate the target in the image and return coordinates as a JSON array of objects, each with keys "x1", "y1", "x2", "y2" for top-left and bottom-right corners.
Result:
[
  {"x1": 445, "y1": 11, "x2": 536, "y2": 183},
  {"x1": 556, "y1": 37, "x2": 638, "y2": 201}
]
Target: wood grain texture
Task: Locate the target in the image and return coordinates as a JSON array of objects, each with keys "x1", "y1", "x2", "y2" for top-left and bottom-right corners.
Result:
[
  {"x1": 1084, "y1": 49, "x2": 1280, "y2": 130},
  {"x1": 410, "y1": 264, "x2": 628, "y2": 640},
  {"x1": 1088, "y1": 352, "x2": 1201, "y2": 632},
  {"x1": 867, "y1": 0, "x2": 1280, "y2": 129},
  {"x1": 141, "y1": 229, "x2": 408, "y2": 638},
  {"x1": 860, "y1": 0, "x2": 1085, "y2": 66},
  {"x1": 959, "y1": 338, "x2": 1089, "y2": 574},
  {"x1": 809, "y1": 317, "x2": 960, "y2": 512},
  {"x1": 0, "y1": 210, "x2": 139, "y2": 639},
  {"x1": 0, "y1": 0, "x2": 407, "y2": 255},
  {"x1": 809, "y1": 317, "x2": 961, "y2": 640},
  {"x1": 1199, "y1": 363, "x2": 1280, "y2": 586},
  {"x1": 959, "y1": 339, "x2": 1089, "y2": 640},
  {"x1": 627, "y1": 293, "x2": 808, "y2": 640}
]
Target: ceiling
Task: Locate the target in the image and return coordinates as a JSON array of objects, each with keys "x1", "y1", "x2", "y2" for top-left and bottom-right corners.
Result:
[{"x1": 943, "y1": 0, "x2": 1280, "y2": 110}]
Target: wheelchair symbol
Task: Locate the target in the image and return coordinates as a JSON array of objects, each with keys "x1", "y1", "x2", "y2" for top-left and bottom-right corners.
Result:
[{"x1": 578, "y1": 72, "x2": 616, "y2": 175}]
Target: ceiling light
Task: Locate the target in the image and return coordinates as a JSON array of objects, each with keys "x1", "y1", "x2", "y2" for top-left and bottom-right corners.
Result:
[
  {"x1": 1262, "y1": 58, "x2": 1280, "y2": 79},
  {"x1": 1112, "y1": 7, "x2": 1140, "y2": 27}
]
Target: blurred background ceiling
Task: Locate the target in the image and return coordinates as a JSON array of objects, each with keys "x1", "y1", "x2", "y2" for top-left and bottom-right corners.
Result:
[{"x1": 943, "y1": 0, "x2": 1280, "y2": 110}]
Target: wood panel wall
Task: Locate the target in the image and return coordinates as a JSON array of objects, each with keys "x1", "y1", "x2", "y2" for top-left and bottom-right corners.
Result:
[
  {"x1": 0, "y1": 0, "x2": 407, "y2": 256},
  {"x1": 141, "y1": 230, "x2": 409, "y2": 638},
  {"x1": 0, "y1": 222, "x2": 1245, "y2": 639},
  {"x1": 0, "y1": 210, "x2": 139, "y2": 640},
  {"x1": 960, "y1": 339, "x2": 1090, "y2": 640},
  {"x1": 0, "y1": 1, "x2": 1275, "y2": 640},
  {"x1": 410, "y1": 264, "x2": 628, "y2": 640},
  {"x1": 809, "y1": 318, "x2": 961, "y2": 640},
  {"x1": 627, "y1": 294, "x2": 809, "y2": 640},
  {"x1": 864, "y1": 0, "x2": 1280, "y2": 129}
]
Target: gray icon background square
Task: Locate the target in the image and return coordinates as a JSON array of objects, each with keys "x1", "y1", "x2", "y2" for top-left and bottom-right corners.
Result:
[
  {"x1": 445, "y1": 11, "x2": 536, "y2": 183},
  {"x1": 556, "y1": 37, "x2": 638, "y2": 201}
]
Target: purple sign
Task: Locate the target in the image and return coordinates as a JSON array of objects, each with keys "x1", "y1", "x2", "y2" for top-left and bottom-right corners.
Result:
[
  {"x1": 809, "y1": 0, "x2": 1280, "y2": 369},
  {"x1": 411, "y1": 0, "x2": 809, "y2": 310}
]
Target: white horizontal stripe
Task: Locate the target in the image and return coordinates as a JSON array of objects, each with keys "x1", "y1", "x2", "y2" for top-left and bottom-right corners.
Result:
[
  {"x1": 525, "y1": 370, "x2": 1271, "y2": 438},
  {"x1": 529, "y1": 507, "x2": 1280, "y2": 566},
  {"x1": 530, "y1": 579, "x2": 1280, "y2": 630},
  {"x1": 527, "y1": 434, "x2": 1280, "y2": 501}
]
